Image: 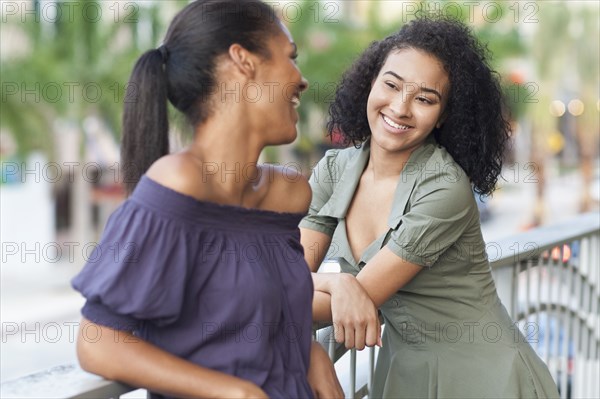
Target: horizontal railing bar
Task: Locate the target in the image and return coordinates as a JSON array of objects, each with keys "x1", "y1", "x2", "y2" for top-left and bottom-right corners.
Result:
[
  {"x1": 0, "y1": 364, "x2": 135, "y2": 399},
  {"x1": 3, "y1": 213, "x2": 598, "y2": 398},
  {"x1": 490, "y1": 213, "x2": 599, "y2": 270},
  {"x1": 354, "y1": 383, "x2": 369, "y2": 399}
]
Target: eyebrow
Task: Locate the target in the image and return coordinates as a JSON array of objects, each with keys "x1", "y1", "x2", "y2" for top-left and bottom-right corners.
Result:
[{"x1": 383, "y1": 71, "x2": 442, "y2": 100}]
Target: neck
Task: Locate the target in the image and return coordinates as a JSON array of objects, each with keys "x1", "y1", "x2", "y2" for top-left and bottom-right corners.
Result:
[
  {"x1": 186, "y1": 107, "x2": 264, "y2": 203},
  {"x1": 366, "y1": 140, "x2": 418, "y2": 181}
]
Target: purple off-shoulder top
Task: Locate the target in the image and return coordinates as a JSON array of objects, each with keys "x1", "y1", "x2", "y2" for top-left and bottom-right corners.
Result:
[{"x1": 71, "y1": 176, "x2": 315, "y2": 399}]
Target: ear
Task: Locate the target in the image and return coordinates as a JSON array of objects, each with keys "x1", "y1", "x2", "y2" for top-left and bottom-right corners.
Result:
[{"x1": 228, "y1": 43, "x2": 257, "y2": 79}]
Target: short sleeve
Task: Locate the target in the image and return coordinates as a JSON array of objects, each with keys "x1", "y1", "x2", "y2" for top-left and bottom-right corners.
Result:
[
  {"x1": 386, "y1": 166, "x2": 477, "y2": 267},
  {"x1": 299, "y1": 150, "x2": 340, "y2": 237},
  {"x1": 71, "y1": 201, "x2": 191, "y2": 331}
]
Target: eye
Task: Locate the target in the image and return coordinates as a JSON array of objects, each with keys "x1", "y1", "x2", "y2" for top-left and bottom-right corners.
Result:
[
  {"x1": 416, "y1": 96, "x2": 434, "y2": 105},
  {"x1": 384, "y1": 81, "x2": 397, "y2": 90}
]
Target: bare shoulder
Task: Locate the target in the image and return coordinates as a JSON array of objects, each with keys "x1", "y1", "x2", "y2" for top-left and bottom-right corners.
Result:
[
  {"x1": 259, "y1": 164, "x2": 312, "y2": 214},
  {"x1": 145, "y1": 153, "x2": 207, "y2": 199}
]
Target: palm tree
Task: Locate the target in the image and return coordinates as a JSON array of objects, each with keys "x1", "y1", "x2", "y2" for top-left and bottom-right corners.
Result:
[{"x1": 0, "y1": 0, "x2": 172, "y2": 246}]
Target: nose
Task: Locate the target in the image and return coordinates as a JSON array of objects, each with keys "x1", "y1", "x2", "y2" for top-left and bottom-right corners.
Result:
[
  {"x1": 298, "y1": 76, "x2": 309, "y2": 93},
  {"x1": 390, "y1": 93, "x2": 412, "y2": 118}
]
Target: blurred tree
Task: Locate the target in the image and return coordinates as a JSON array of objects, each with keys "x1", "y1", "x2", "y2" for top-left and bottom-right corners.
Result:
[
  {"x1": 0, "y1": 0, "x2": 179, "y2": 244},
  {"x1": 0, "y1": 1, "x2": 182, "y2": 158},
  {"x1": 527, "y1": 2, "x2": 571, "y2": 226},
  {"x1": 282, "y1": 0, "x2": 399, "y2": 165},
  {"x1": 285, "y1": 0, "x2": 528, "y2": 167},
  {"x1": 526, "y1": 1, "x2": 599, "y2": 222},
  {"x1": 570, "y1": 6, "x2": 600, "y2": 212}
]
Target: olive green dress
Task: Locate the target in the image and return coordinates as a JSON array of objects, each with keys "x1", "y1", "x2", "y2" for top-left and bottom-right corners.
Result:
[{"x1": 300, "y1": 138, "x2": 559, "y2": 398}]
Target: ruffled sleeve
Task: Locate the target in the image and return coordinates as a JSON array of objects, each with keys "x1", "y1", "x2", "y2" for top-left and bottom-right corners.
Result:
[
  {"x1": 386, "y1": 161, "x2": 477, "y2": 268},
  {"x1": 299, "y1": 149, "x2": 340, "y2": 237},
  {"x1": 71, "y1": 201, "x2": 192, "y2": 331}
]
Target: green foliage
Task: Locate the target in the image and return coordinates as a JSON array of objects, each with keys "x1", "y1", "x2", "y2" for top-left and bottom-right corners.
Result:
[
  {"x1": 287, "y1": 0, "x2": 530, "y2": 144},
  {"x1": 1, "y1": 1, "x2": 164, "y2": 157},
  {"x1": 5, "y1": 0, "x2": 585, "y2": 158},
  {"x1": 287, "y1": 0, "x2": 398, "y2": 119}
]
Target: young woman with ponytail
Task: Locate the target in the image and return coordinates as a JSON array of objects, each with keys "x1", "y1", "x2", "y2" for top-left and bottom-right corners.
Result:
[{"x1": 71, "y1": 1, "x2": 343, "y2": 398}]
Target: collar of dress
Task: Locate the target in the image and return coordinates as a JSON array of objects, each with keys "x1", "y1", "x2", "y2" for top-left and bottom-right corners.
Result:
[{"x1": 317, "y1": 135, "x2": 438, "y2": 230}]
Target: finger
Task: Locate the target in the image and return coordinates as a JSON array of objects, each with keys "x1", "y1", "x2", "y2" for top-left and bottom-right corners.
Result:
[
  {"x1": 334, "y1": 321, "x2": 345, "y2": 344},
  {"x1": 354, "y1": 323, "x2": 366, "y2": 350},
  {"x1": 365, "y1": 318, "x2": 378, "y2": 347},
  {"x1": 345, "y1": 323, "x2": 355, "y2": 349}
]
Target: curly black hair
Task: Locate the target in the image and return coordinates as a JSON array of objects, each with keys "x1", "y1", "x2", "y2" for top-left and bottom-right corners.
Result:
[{"x1": 327, "y1": 16, "x2": 511, "y2": 197}]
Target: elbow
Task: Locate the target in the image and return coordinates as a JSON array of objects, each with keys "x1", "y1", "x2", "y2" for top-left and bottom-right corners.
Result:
[{"x1": 76, "y1": 320, "x2": 118, "y2": 381}]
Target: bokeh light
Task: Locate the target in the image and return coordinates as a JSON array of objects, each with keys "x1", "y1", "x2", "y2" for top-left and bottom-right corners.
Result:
[
  {"x1": 549, "y1": 100, "x2": 566, "y2": 117},
  {"x1": 568, "y1": 99, "x2": 585, "y2": 116}
]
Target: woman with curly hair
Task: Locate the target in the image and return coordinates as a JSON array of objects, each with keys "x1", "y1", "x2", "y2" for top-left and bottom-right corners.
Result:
[{"x1": 300, "y1": 17, "x2": 559, "y2": 398}]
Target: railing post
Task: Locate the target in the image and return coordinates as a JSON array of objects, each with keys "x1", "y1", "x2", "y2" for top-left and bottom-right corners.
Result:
[
  {"x1": 368, "y1": 346, "x2": 375, "y2": 397},
  {"x1": 349, "y1": 349, "x2": 356, "y2": 399}
]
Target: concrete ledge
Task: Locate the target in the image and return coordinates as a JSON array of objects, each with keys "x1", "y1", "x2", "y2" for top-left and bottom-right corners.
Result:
[{"x1": 0, "y1": 364, "x2": 134, "y2": 399}]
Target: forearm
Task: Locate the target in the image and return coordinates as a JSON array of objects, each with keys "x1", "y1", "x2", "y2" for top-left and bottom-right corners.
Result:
[
  {"x1": 312, "y1": 273, "x2": 356, "y2": 322},
  {"x1": 312, "y1": 273, "x2": 369, "y2": 323},
  {"x1": 77, "y1": 318, "x2": 257, "y2": 398},
  {"x1": 301, "y1": 228, "x2": 332, "y2": 272},
  {"x1": 313, "y1": 291, "x2": 333, "y2": 322},
  {"x1": 307, "y1": 340, "x2": 344, "y2": 398},
  {"x1": 313, "y1": 277, "x2": 381, "y2": 349},
  {"x1": 311, "y1": 272, "x2": 341, "y2": 293}
]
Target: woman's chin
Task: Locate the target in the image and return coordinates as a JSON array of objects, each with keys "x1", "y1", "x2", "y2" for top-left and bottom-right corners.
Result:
[
  {"x1": 265, "y1": 130, "x2": 297, "y2": 147},
  {"x1": 281, "y1": 125, "x2": 299, "y2": 144}
]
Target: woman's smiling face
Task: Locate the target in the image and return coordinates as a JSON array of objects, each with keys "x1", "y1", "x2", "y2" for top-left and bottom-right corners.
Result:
[
  {"x1": 366, "y1": 48, "x2": 449, "y2": 155},
  {"x1": 251, "y1": 21, "x2": 308, "y2": 146}
]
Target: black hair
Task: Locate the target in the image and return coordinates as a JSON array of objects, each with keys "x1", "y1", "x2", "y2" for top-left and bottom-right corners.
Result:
[
  {"x1": 121, "y1": 0, "x2": 280, "y2": 194},
  {"x1": 327, "y1": 16, "x2": 511, "y2": 197}
]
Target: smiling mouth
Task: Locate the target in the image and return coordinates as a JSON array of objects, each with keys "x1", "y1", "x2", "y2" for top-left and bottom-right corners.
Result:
[
  {"x1": 382, "y1": 114, "x2": 412, "y2": 130},
  {"x1": 291, "y1": 95, "x2": 300, "y2": 108}
]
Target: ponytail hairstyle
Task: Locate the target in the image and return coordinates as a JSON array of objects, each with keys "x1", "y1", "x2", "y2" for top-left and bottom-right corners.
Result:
[{"x1": 121, "y1": 0, "x2": 280, "y2": 194}]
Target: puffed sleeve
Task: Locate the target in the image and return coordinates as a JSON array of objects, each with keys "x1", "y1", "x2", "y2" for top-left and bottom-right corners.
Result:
[
  {"x1": 71, "y1": 201, "x2": 192, "y2": 331},
  {"x1": 299, "y1": 149, "x2": 340, "y2": 237},
  {"x1": 386, "y1": 163, "x2": 477, "y2": 268}
]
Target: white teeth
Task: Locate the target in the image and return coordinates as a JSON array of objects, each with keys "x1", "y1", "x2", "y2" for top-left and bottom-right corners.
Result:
[
  {"x1": 291, "y1": 97, "x2": 300, "y2": 108},
  {"x1": 383, "y1": 115, "x2": 410, "y2": 130}
]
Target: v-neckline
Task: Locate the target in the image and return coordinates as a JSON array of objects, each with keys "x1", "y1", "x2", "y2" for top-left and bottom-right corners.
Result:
[
  {"x1": 340, "y1": 218, "x2": 388, "y2": 267},
  {"x1": 318, "y1": 138, "x2": 438, "y2": 267}
]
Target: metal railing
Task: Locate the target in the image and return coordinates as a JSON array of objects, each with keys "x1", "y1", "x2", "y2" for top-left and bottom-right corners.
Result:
[
  {"x1": 2, "y1": 213, "x2": 599, "y2": 398},
  {"x1": 490, "y1": 212, "x2": 599, "y2": 399}
]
